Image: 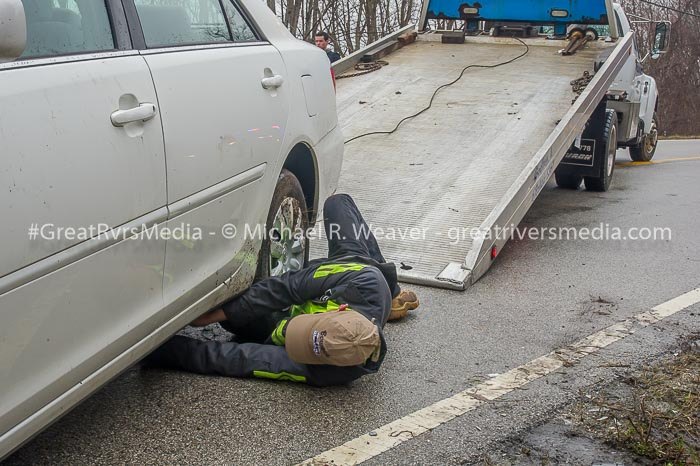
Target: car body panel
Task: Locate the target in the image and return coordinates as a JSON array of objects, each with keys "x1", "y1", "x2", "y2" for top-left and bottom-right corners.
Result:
[
  {"x1": 140, "y1": 41, "x2": 292, "y2": 306},
  {"x1": 0, "y1": 52, "x2": 168, "y2": 438},
  {"x1": 0, "y1": 55, "x2": 167, "y2": 278},
  {"x1": 0, "y1": 0, "x2": 343, "y2": 457},
  {"x1": 141, "y1": 43, "x2": 289, "y2": 203}
]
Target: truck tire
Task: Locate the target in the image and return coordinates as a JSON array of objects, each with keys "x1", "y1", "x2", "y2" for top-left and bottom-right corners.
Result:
[
  {"x1": 256, "y1": 169, "x2": 309, "y2": 280},
  {"x1": 584, "y1": 109, "x2": 618, "y2": 192},
  {"x1": 555, "y1": 171, "x2": 582, "y2": 189},
  {"x1": 629, "y1": 113, "x2": 658, "y2": 162}
]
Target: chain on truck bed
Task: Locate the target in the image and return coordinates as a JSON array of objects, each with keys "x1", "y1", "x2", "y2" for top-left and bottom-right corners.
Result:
[
  {"x1": 336, "y1": 60, "x2": 389, "y2": 79},
  {"x1": 571, "y1": 70, "x2": 594, "y2": 104}
]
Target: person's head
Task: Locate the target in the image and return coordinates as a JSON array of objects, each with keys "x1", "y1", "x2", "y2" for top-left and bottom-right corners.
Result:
[
  {"x1": 285, "y1": 310, "x2": 381, "y2": 366},
  {"x1": 314, "y1": 31, "x2": 331, "y2": 50}
]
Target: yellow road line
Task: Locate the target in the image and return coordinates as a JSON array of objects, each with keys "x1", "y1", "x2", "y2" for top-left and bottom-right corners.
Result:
[{"x1": 617, "y1": 155, "x2": 700, "y2": 167}]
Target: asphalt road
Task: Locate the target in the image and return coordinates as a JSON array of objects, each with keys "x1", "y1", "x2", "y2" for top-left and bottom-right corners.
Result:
[
  {"x1": 5, "y1": 140, "x2": 699, "y2": 465},
  {"x1": 650, "y1": 138, "x2": 700, "y2": 158}
]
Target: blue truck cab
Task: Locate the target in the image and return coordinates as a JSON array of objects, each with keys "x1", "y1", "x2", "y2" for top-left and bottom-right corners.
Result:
[{"x1": 420, "y1": 0, "x2": 610, "y2": 35}]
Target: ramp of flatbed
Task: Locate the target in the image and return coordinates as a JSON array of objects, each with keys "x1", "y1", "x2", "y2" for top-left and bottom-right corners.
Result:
[{"x1": 312, "y1": 35, "x2": 616, "y2": 289}]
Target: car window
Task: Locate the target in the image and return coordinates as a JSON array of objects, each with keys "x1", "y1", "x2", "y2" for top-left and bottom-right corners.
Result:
[
  {"x1": 19, "y1": 0, "x2": 114, "y2": 59},
  {"x1": 221, "y1": 1, "x2": 258, "y2": 42},
  {"x1": 134, "y1": 0, "x2": 232, "y2": 48}
]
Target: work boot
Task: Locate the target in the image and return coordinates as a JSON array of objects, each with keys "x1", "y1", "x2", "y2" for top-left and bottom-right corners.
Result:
[{"x1": 389, "y1": 290, "x2": 420, "y2": 321}]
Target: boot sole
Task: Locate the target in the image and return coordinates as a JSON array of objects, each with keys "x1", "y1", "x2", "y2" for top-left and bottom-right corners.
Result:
[{"x1": 388, "y1": 298, "x2": 420, "y2": 321}]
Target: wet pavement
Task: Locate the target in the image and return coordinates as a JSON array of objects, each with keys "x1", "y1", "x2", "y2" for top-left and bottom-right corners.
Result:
[{"x1": 5, "y1": 141, "x2": 700, "y2": 465}]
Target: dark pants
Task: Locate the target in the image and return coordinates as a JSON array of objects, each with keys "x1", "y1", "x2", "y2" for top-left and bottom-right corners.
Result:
[
  {"x1": 324, "y1": 193, "x2": 387, "y2": 262},
  {"x1": 320, "y1": 193, "x2": 401, "y2": 297}
]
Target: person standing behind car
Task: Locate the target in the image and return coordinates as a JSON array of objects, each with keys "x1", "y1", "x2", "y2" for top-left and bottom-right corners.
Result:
[{"x1": 315, "y1": 31, "x2": 341, "y2": 63}]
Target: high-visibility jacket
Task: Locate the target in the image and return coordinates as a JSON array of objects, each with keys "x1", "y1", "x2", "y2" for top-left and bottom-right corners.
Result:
[{"x1": 146, "y1": 256, "x2": 395, "y2": 386}]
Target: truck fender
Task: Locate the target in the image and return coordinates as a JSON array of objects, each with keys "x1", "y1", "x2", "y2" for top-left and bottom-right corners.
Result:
[{"x1": 638, "y1": 75, "x2": 658, "y2": 135}]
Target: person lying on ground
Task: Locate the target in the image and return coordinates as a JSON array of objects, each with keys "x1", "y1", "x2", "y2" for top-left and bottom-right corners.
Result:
[{"x1": 145, "y1": 194, "x2": 419, "y2": 386}]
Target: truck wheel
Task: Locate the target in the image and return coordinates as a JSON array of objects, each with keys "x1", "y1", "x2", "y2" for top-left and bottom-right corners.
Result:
[
  {"x1": 584, "y1": 109, "x2": 618, "y2": 192},
  {"x1": 256, "y1": 169, "x2": 309, "y2": 280},
  {"x1": 555, "y1": 171, "x2": 582, "y2": 189},
  {"x1": 629, "y1": 113, "x2": 658, "y2": 162}
]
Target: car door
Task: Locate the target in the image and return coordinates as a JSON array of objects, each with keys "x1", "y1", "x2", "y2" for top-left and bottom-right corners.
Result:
[
  {"x1": 131, "y1": 0, "x2": 291, "y2": 306},
  {"x1": 0, "y1": 0, "x2": 167, "y2": 439}
]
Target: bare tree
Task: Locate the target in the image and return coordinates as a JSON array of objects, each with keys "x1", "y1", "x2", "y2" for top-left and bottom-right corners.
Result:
[{"x1": 269, "y1": 0, "x2": 420, "y2": 55}]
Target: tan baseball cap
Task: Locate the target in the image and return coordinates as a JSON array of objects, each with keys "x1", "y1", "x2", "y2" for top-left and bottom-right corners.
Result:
[{"x1": 285, "y1": 310, "x2": 381, "y2": 366}]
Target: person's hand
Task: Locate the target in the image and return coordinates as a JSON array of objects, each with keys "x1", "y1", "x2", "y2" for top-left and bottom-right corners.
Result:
[{"x1": 190, "y1": 308, "x2": 226, "y2": 327}]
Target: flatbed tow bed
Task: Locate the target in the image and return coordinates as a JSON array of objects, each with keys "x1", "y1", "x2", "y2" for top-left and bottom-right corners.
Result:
[{"x1": 312, "y1": 17, "x2": 633, "y2": 290}]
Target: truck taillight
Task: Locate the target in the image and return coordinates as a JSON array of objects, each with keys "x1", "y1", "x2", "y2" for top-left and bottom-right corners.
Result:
[{"x1": 330, "y1": 68, "x2": 336, "y2": 92}]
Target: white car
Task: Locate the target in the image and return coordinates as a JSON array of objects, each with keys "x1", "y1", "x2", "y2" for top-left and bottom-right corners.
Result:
[{"x1": 0, "y1": 0, "x2": 343, "y2": 457}]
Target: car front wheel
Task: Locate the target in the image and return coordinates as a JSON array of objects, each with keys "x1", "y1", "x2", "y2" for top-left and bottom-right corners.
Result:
[{"x1": 256, "y1": 169, "x2": 309, "y2": 279}]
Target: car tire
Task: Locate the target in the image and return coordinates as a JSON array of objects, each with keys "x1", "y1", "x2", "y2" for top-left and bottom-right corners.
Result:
[
  {"x1": 584, "y1": 109, "x2": 618, "y2": 192},
  {"x1": 629, "y1": 113, "x2": 658, "y2": 162},
  {"x1": 256, "y1": 169, "x2": 309, "y2": 280}
]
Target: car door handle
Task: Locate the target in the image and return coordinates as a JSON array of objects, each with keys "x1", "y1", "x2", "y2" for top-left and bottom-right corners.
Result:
[
  {"x1": 261, "y1": 75, "x2": 284, "y2": 90},
  {"x1": 111, "y1": 103, "x2": 157, "y2": 127}
]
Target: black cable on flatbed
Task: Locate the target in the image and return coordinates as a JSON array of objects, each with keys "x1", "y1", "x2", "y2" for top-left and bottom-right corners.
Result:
[{"x1": 344, "y1": 36, "x2": 530, "y2": 145}]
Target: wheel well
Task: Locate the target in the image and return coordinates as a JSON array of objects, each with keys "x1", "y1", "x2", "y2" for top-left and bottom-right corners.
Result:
[{"x1": 282, "y1": 143, "x2": 318, "y2": 222}]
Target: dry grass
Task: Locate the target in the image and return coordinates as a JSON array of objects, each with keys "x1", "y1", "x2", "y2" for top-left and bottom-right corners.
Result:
[{"x1": 575, "y1": 340, "x2": 700, "y2": 465}]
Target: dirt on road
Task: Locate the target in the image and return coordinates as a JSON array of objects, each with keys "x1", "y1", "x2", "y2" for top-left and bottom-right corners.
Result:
[{"x1": 482, "y1": 333, "x2": 700, "y2": 465}]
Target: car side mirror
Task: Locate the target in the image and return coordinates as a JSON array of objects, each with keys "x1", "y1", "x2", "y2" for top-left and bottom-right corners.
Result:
[
  {"x1": 651, "y1": 22, "x2": 670, "y2": 59},
  {"x1": 0, "y1": 0, "x2": 26, "y2": 64}
]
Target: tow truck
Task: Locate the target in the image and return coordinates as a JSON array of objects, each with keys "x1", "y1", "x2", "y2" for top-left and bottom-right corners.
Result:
[{"x1": 315, "y1": 0, "x2": 669, "y2": 290}]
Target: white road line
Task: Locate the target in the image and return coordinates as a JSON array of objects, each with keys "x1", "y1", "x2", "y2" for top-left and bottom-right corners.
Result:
[{"x1": 299, "y1": 288, "x2": 700, "y2": 466}]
